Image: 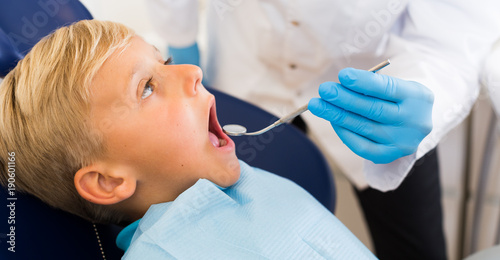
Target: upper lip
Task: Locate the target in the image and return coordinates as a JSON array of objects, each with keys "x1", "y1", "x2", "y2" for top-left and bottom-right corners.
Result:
[{"x1": 208, "y1": 95, "x2": 227, "y2": 141}]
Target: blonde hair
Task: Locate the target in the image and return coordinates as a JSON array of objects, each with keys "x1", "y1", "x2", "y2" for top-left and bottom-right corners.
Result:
[{"x1": 0, "y1": 20, "x2": 134, "y2": 224}]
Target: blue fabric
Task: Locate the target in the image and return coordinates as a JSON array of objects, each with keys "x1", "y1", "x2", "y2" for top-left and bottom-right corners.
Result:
[
  {"x1": 118, "y1": 160, "x2": 376, "y2": 259},
  {"x1": 167, "y1": 42, "x2": 200, "y2": 66},
  {"x1": 116, "y1": 219, "x2": 140, "y2": 251},
  {"x1": 0, "y1": 0, "x2": 93, "y2": 77},
  {"x1": 0, "y1": 28, "x2": 23, "y2": 77}
]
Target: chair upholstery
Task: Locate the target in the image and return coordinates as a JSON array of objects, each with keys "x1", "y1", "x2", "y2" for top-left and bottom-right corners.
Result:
[
  {"x1": 0, "y1": 0, "x2": 93, "y2": 56},
  {"x1": 0, "y1": 28, "x2": 23, "y2": 77},
  {"x1": 0, "y1": 1, "x2": 335, "y2": 259},
  {"x1": 0, "y1": 187, "x2": 124, "y2": 260}
]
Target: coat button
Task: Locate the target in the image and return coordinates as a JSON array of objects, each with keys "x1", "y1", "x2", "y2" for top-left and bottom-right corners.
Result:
[
  {"x1": 291, "y1": 20, "x2": 300, "y2": 26},
  {"x1": 289, "y1": 64, "x2": 297, "y2": 69}
]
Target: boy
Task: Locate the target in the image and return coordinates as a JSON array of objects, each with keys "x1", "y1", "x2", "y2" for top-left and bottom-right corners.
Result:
[{"x1": 0, "y1": 20, "x2": 376, "y2": 259}]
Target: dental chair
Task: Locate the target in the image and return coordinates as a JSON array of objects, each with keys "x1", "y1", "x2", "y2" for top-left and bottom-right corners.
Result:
[{"x1": 0, "y1": 1, "x2": 335, "y2": 259}]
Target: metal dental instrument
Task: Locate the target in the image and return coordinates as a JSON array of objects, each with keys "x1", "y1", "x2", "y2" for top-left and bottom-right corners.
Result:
[{"x1": 223, "y1": 59, "x2": 391, "y2": 136}]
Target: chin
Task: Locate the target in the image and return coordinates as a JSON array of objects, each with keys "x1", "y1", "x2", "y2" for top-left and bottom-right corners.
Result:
[{"x1": 217, "y1": 157, "x2": 241, "y2": 188}]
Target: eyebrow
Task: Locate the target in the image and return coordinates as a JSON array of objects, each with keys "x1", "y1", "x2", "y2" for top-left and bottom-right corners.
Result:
[
  {"x1": 153, "y1": 45, "x2": 160, "y2": 54},
  {"x1": 130, "y1": 45, "x2": 161, "y2": 75}
]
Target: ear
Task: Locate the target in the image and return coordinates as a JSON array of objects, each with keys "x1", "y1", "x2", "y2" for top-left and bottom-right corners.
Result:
[{"x1": 74, "y1": 163, "x2": 137, "y2": 205}]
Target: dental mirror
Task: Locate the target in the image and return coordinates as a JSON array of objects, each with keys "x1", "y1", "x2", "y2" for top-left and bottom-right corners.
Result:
[{"x1": 222, "y1": 124, "x2": 248, "y2": 136}]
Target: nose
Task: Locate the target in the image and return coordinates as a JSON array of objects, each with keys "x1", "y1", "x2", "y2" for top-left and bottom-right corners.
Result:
[{"x1": 171, "y1": 64, "x2": 203, "y2": 96}]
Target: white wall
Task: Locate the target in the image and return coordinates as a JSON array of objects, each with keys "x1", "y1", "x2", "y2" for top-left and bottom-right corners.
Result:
[{"x1": 80, "y1": 0, "x2": 167, "y2": 56}]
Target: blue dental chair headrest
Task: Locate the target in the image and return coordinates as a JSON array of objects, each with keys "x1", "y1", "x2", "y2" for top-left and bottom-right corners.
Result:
[
  {"x1": 0, "y1": 0, "x2": 92, "y2": 77},
  {"x1": 0, "y1": 28, "x2": 23, "y2": 77}
]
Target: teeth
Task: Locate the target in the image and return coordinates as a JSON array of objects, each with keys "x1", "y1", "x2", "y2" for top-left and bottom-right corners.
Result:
[{"x1": 219, "y1": 138, "x2": 227, "y2": 147}]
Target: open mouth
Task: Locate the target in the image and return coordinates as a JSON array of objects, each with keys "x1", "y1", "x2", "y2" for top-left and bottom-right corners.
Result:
[{"x1": 208, "y1": 97, "x2": 229, "y2": 148}]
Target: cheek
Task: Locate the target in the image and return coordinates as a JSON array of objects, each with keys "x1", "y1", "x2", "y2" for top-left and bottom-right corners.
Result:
[
  {"x1": 143, "y1": 108, "x2": 208, "y2": 166},
  {"x1": 162, "y1": 110, "x2": 205, "y2": 143},
  {"x1": 169, "y1": 102, "x2": 207, "y2": 134},
  {"x1": 103, "y1": 102, "x2": 210, "y2": 171}
]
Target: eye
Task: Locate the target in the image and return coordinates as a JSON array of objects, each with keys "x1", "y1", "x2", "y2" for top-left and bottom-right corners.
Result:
[
  {"x1": 141, "y1": 78, "x2": 154, "y2": 99},
  {"x1": 140, "y1": 58, "x2": 171, "y2": 100}
]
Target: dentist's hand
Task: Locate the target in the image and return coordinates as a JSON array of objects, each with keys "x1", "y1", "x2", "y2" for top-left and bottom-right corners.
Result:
[{"x1": 308, "y1": 68, "x2": 434, "y2": 164}]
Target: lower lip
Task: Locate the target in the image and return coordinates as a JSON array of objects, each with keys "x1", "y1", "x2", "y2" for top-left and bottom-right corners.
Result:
[{"x1": 216, "y1": 136, "x2": 235, "y2": 152}]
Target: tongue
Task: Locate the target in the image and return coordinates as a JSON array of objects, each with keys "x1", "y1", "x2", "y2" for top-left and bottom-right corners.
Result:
[{"x1": 209, "y1": 132, "x2": 220, "y2": 147}]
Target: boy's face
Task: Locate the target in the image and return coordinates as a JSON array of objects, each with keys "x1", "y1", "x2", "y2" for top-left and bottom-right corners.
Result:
[{"x1": 90, "y1": 36, "x2": 240, "y2": 205}]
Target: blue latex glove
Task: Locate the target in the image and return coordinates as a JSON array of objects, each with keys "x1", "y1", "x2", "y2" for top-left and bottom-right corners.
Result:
[
  {"x1": 167, "y1": 42, "x2": 200, "y2": 66},
  {"x1": 308, "y1": 68, "x2": 434, "y2": 164}
]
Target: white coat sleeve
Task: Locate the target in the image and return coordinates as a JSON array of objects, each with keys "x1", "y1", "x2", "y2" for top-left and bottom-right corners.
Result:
[
  {"x1": 364, "y1": 0, "x2": 500, "y2": 191},
  {"x1": 145, "y1": 0, "x2": 199, "y2": 47}
]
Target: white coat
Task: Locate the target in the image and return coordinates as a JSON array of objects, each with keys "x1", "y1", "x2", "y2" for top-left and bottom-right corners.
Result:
[{"x1": 147, "y1": 0, "x2": 500, "y2": 191}]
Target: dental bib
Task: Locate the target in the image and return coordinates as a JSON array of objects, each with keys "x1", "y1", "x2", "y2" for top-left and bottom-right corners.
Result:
[{"x1": 119, "y1": 160, "x2": 376, "y2": 259}]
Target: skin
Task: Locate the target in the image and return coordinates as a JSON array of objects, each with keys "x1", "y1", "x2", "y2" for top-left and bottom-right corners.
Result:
[{"x1": 74, "y1": 36, "x2": 240, "y2": 220}]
